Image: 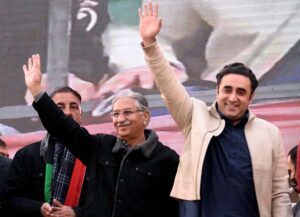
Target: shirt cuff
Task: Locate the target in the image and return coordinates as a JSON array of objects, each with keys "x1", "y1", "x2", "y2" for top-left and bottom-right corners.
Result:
[
  {"x1": 34, "y1": 91, "x2": 46, "y2": 102},
  {"x1": 141, "y1": 39, "x2": 157, "y2": 48}
]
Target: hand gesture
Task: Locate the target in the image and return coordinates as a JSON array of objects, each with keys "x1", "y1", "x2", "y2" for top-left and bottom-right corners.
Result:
[
  {"x1": 23, "y1": 54, "x2": 43, "y2": 97},
  {"x1": 50, "y1": 199, "x2": 76, "y2": 217},
  {"x1": 138, "y1": 2, "x2": 162, "y2": 46},
  {"x1": 41, "y1": 202, "x2": 52, "y2": 217}
]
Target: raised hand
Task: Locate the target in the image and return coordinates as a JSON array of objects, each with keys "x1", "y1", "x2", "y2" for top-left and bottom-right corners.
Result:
[
  {"x1": 138, "y1": 2, "x2": 162, "y2": 46},
  {"x1": 23, "y1": 54, "x2": 43, "y2": 97}
]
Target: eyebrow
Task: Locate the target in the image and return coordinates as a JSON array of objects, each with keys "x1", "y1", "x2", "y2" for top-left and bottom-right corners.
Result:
[
  {"x1": 70, "y1": 102, "x2": 80, "y2": 106},
  {"x1": 56, "y1": 102, "x2": 80, "y2": 105},
  {"x1": 223, "y1": 85, "x2": 247, "y2": 92},
  {"x1": 112, "y1": 108, "x2": 136, "y2": 111}
]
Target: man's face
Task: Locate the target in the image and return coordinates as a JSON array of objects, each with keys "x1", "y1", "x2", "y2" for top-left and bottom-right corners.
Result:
[
  {"x1": 52, "y1": 92, "x2": 82, "y2": 124},
  {"x1": 217, "y1": 74, "x2": 253, "y2": 125},
  {"x1": 287, "y1": 155, "x2": 297, "y2": 191},
  {"x1": 111, "y1": 97, "x2": 149, "y2": 144}
]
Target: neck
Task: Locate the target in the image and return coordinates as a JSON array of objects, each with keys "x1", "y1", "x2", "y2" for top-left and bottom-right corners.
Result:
[{"x1": 231, "y1": 119, "x2": 241, "y2": 126}]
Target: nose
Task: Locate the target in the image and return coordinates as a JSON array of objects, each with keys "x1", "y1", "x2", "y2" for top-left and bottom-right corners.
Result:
[
  {"x1": 228, "y1": 92, "x2": 237, "y2": 102},
  {"x1": 63, "y1": 107, "x2": 72, "y2": 117},
  {"x1": 116, "y1": 112, "x2": 127, "y2": 122}
]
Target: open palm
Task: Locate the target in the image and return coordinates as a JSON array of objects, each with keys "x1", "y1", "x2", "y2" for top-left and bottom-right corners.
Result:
[
  {"x1": 23, "y1": 54, "x2": 43, "y2": 96},
  {"x1": 138, "y1": 2, "x2": 162, "y2": 45}
]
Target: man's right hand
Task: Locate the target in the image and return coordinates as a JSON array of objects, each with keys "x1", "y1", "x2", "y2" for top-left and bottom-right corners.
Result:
[
  {"x1": 138, "y1": 2, "x2": 162, "y2": 47},
  {"x1": 41, "y1": 202, "x2": 52, "y2": 217},
  {"x1": 23, "y1": 54, "x2": 43, "y2": 97}
]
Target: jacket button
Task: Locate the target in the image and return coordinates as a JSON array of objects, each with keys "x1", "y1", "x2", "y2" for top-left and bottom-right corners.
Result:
[
  {"x1": 105, "y1": 161, "x2": 109, "y2": 165},
  {"x1": 120, "y1": 179, "x2": 124, "y2": 183},
  {"x1": 136, "y1": 167, "x2": 139, "y2": 171},
  {"x1": 147, "y1": 172, "x2": 152, "y2": 176}
]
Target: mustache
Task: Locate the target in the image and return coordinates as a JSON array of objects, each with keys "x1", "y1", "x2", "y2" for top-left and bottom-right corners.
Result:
[{"x1": 116, "y1": 120, "x2": 131, "y2": 127}]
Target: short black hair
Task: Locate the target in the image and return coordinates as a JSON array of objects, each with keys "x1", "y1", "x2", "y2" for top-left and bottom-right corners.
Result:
[
  {"x1": 49, "y1": 86, "x2": 81, "y2": 102},
  {"x1": 216, "y1": 62, "x2": 258, "y2": 94},
  {"x1": 288, "y1": 145, "x2": 298, "y2": 167},
  {"x1": 0, "y1": 138, "x2": 7, "y2": 148}
]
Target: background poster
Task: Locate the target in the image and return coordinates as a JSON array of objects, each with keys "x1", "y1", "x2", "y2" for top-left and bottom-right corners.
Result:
[{"x1": 0, "y1": 0, "x2": 299, "y2": 156}]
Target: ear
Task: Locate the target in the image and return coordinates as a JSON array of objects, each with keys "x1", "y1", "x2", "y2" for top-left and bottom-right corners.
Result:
[
  {"x1": 216, "y1": 85, "x2": 220, "y2": 100},
  {"x1": 216, "y1": 85, "x2": 220, "y2": 94},
  {"x1": 249, "y1": 93, "x2": 254, "y2": 103},
  {"x1": 143, "y1": 110, "x2": 150, "y2": 125}
]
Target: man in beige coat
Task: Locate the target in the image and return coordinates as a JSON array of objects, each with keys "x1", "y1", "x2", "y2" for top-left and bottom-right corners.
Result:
[{"x1": 139, "y1": 2, "x2": 292, "y2": 217}]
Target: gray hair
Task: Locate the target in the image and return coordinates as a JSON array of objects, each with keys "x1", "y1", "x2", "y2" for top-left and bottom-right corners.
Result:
[{"x1": 112, "y1": 89, "x2": 149, "y2": 111}]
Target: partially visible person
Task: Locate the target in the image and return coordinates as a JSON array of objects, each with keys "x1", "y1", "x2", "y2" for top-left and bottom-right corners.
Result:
[
  {"x1": 139, "y1": 2, "x2": 292, "y2": 217},
  {"x1": 0, "y1": 139, "x2": 10, "y2": 158},
  {"x1": 287, "y1": 145, "x2": 299, "y2": 196},
  {"x1": 287, "y1": 144, "x2": 300, "y2": 217},
  {"x1": 0, "y1": 138, "x2": 12, "y2": 217},
  {"x1": 3, "y1": 86, "x2": 89, "y2": 217},
  {"x1": 22, "y1": 53, "x2": 179, "y2": 217}
]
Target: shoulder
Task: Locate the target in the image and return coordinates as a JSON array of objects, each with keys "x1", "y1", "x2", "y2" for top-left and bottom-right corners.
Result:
[
  {"x1": 0, "y1": 155, "x2": 12, "y2": 167},
  {"x1": 17, "y1": 141, "x2": 41, "y2": 152},
  {"x1": 156, "y1": 141, "x2": 179, "y2": 160},
  {"x1": 14, "y1": 141, "x2": 42, "y2": 158},
  {"x1": 96, "y1": 133, "x2": 116, "y2": 143},
  {"x1": 94, "y1": 133, "x2": 117, "y2": 150},
  {"x1": 249, "y1": 117, "x2": 279, "y2": 131}
]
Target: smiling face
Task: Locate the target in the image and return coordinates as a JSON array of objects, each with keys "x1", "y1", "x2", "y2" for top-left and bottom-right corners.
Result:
[
  {"x1": 216, "y1": 73, "x2": 253, "y2": 125},
  {"x1": 51, "y1": 92, "x2": 82, "y2": 124},
  {"x1": 111, "y1": 97, "x2": 149, "y2": 146}
]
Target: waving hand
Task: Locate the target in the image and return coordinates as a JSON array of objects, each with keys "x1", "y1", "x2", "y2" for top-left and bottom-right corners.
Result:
[
  {"x1": 138, "y1": 2, "x2": 162, "y2": 46},
  {"x1": 23, "y1": 54, "x2": 43, "y2": 97}
]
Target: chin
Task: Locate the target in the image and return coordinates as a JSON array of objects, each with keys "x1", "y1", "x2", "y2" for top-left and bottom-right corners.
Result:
[{"x1": 118, "y1": 133, "x2": 129, "y2": 139}]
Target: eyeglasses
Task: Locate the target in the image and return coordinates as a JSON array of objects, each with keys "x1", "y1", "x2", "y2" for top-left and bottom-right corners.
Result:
[{"x1": 110, "y1": 109, "x2": 145, "y2": 119}]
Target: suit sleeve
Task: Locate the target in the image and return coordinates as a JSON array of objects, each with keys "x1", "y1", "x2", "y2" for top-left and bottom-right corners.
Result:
[
  {"x1": 271, "y1": 128, "x2": 293, "y2": 217},
  {"x1": 143, "y1": 42, "x2": 194, "y2": 134},
  {"x1": 33, "y1": 93, "x2": 99, "y2": 165}
]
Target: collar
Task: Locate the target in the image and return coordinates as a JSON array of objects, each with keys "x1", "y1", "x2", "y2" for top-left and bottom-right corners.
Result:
[{"x1": 112, "y1": 129, "x2": 158, "y2": 158}]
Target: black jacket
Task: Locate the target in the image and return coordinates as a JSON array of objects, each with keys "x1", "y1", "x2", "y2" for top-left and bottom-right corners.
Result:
[
  {"x1": 0, "y1": 155, "x2": 12, "y2": 216},
  {"x1": 2, "y1": 142, "x2": 89, "y2": 217},
  {"x1": 33, "y1": 93, "x2": 179, "y2": 217},
  {"x1": 0, "y1": 156, "x2": 11, "y2": 198}
]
